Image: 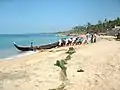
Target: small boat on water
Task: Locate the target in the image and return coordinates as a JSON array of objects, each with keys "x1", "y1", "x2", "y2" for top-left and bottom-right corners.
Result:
[
  {"x1": 13, "y1": 42, "x2": 59, "y2": 51},
  {"x1": 13, "y1": 42, "x2": 34, "y2": 51}
]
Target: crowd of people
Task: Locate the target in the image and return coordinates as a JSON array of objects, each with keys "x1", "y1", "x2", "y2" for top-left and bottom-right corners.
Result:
[{"x1": 58, "y1": 32, "x2": 97, "y2": 47}]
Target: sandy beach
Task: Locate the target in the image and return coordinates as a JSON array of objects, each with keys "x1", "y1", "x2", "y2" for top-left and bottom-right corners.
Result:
[{"x1": 0, "y1": 36, "x2": 120, "y2": 90}]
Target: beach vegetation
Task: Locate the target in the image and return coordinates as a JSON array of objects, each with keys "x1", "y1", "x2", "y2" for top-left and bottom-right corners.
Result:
[
  {"x1": 54, "y1": 60, "x2": 67, "y2": 77},
  {"x1": 65, "y1": 54, "x2": 71, "y2": 61},
  {"x1": 52, "y1": 47, "x2": 76, "y2": 90},
  {"x1": 66, "y1": 47, "x2": 75, "y2": 55},
  {"x1": 57, "y1": 17, "x2": 120, "y2": 35}
]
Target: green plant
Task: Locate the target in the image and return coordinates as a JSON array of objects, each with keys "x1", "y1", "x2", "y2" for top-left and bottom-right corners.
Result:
[
  {"x1": 61, "y1": 60, "x2": 67, "y2": 64},
  {"x1": 54, "y1": 60, "x2": 67, "y2": 69},
  {"x1": 54, "y1": 60, "x2": 67, "y2": 77},
  {"x1": 57, "y1": 17, "x2": 120, "y2": 34},
  {"x1": 66, "y1": 47, "x2": 75, "y2": 55},
  {"x1": 65, "y1": 55, "x2": 71, "y2": 61}
]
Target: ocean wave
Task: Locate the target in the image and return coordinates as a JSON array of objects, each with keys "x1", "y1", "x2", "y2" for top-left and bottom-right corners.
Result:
[{"x1": 2, "y1": 51, "x2": 39, "y2": 60}]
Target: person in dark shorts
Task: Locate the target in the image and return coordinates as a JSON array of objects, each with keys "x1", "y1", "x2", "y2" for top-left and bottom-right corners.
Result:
[
  {"x1": 91, "y1": 33, "x2": 94, "y2": 43},
  {"x1": 93, "y1": 33, "x2": 97, "y2": 43}
]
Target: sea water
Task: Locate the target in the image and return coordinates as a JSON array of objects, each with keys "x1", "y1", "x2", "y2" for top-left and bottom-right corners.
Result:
[{"x1": 0, "y1": 33, "x2": 67, "y2": 59}]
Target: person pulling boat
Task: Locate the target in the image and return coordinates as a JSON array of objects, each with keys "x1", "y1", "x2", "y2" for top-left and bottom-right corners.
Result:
[
  {"x1": 58, "y1": 39, "x2": 62, "y2": 46},
  {"x1": 71, "y1": 37, "x2": 77, "y2": 45}
]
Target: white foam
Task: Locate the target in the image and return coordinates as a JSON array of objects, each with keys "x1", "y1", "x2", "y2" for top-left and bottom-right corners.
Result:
[{"x1": 2, "y1": 51, "x2": 39, "y2": 60}]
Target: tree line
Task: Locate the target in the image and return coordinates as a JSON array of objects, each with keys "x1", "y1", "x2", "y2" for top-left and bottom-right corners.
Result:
[{"x1": 58, "y1": 17, "x2": 120, "y2": 35}]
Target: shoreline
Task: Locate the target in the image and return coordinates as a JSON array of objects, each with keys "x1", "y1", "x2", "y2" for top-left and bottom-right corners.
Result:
[
  {"x1": 0, "y1": 33, "x2": 65, "y2": 60},
  {"x1": 0, "y1": 35, "x2": 100, "y2": 60},
  {"x1": 1, "y1": 51, "x2": 39, "y2": 60},
  {"x1": 0, "y1": 35, "x2": 111, "y2": 61}
]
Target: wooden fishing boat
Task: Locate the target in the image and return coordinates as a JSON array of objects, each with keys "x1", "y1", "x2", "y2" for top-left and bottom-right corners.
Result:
[
  {"x1": 13, "y1": 42, "x2": 59, "y2": 51},
  {"x1": 38, "y1": 42, "x2": 59, "y2": 49},
  {"x1": 13, "y1": 42, "x2": 34, "y2": 51}
]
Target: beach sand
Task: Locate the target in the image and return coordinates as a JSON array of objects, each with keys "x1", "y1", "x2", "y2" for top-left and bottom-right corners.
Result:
[{"x1": 0, "y1": 36, "x2": 120, "y2": 90}]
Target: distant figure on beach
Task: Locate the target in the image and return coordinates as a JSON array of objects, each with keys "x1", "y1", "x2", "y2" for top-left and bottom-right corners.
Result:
[
  {"x1": 90, "y1": 32, "x2": 97, "y2": 43},
  {"x1": 72, "y1": 37, "x2": 77, "y2": 45},
  {"x1": 76, "y1": 37, "x2": 83, "y2": 45},
  {"x1": 74, "y1": 37, "x2": 79, "y2": 45},
  {"x1": 65, "y1": 38, "x2": 72, "y2": 46},
  {"x1": 93, "y1": 33, "x2": 97, "y2": 43},
  {"x1": 58, "y1": 39, "x2": 62, "y2": 46},
  {"x1": 116, "y1": 30, "x2": 120, "y2": 39},
  {"x1": 86, "y1": 32, "x2": 91, "y2": 44},
  {"x1": 58, "y1": 38, "x2": 66, "y2": 47},
  {"x1": 90, "y1": 33, "x2": 94, "y2": 43},
  {"x1": 68, "y1": 38, "x2": 72, "y2": 46},
  {"x1": 65, "y1": 38, "x2": 69, "y2": 46},
  {"x1": 31, "y1": 42, "x2": 33, "y2": 48},
  {"x1": 31, "y1": 42, "x2": 35, "y2": 51}
]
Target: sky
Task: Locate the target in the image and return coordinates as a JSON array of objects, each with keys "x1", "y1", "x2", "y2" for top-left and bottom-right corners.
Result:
[{"x1": 0, "y1": 0, "x2": 120, "y2": 34}]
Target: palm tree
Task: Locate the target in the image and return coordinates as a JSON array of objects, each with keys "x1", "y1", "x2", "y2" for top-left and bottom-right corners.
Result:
[
  {"x1": 86, "y1": 22, "x2": 91, "y2": 31},
  {"x1": 104, "y1": 18, "x2": 108, "y2": 23},
  {"x1": 116, "y1": 17, "x2": 120, "y2": 26}
]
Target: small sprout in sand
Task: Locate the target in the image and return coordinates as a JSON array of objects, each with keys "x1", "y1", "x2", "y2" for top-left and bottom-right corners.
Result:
[
  {"x1": 65, "y1": 55, "x2": 71, "y2": 61},
  {"x1": 66, "y1": 47, "x2": 75, "y2": 55}
]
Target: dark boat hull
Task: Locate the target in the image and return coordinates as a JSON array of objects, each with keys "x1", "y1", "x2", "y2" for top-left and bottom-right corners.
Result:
[
  {"x1": 13, "y1": 42, "x2": 34, "y2": 51},
  {"x1": 13, "y1": 42, "x2": 59, "y2": 51},
  {"x1": 38, "y1": 42, "x2": 59, "y2": 49}
]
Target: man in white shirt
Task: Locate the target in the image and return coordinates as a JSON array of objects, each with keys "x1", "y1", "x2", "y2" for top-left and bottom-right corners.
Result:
[
  {"x1": 58, "y1": 39, "x2": 62, "y2": 46},
  {"x1": 93, "y1": 33, "x2": 97, "y2": 43},
  {"x1": 65, "y1": 38, "x2": 73, "y2": 46},
  {"x1": 68, "y1": 38, "x2": 72, "y2": 46},
  {"x1": 86, "y1": 32, "x2": 91, "y2": 44},
  {"x1": 65, "y1": 38, "x2": 69, "y2": 46},
  {"x1": 72, "y1": 37, "x2": 77, "y2": 45}
]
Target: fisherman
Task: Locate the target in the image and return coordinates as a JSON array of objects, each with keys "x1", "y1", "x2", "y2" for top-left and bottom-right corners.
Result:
[
  {"x1": 68, "y1": 37, "x2": 72, "y2": 46},
  {"x1": 90, "y1": 33, "x2": 94, "y2": 43},
  {"x1": 76, "y1": 37, "x2": 79, "y2": 45},
  {"x1": 31, "y1": 42, "x2": 33, "y2": 48},
  {"x1": 65, "y1": 37, "x2": 72, "y2": 46},
  {"x1": 72, "y1": 37, "x2": 77, "y2": 45},
  {"x1": 58, "y1": 38, "x2": 66, "y2": 47},
  {"x1": 31, "y1": 42, "x2": 34, "y2": 51},
  {"x1": 86, "y1": 32, "x2": 91, "y2": 44},
  {"x1": 93, "y1": 33, "x2": 97, "y2": 43},
  {"x1": 76, "y1": 37, "x2": 83, "y2": 45},
  {"x1": 58, "y1": 39, "x2": 62, "y2": 47},
  {"x1": 65, "y1": 38, "x2": 69, "y2": 46},
  {"x1": 73, "y1": 37, "x2": 79, "y2": 45},
  {"x1": 117, "y1": 29, "x2": 120, "y2": 39}
]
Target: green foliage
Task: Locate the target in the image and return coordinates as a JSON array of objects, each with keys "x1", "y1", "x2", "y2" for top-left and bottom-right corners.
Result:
[
  {"x1": 66, "y1": 47, "x2": 75, "y2": 55},
  {"x1": 53, "y1": 47, "x2": 77, "y2": 90},
  {"x1": 54, "y1": 60, "x2": 67, "y2": 77},
  {"x1": 57, "y1": 17, "x2": 120, "y2": 34},
  {"x1": 61, "y1": 60, "x2": 67, "y2": 64},
  {"x1": 54, "y1": 60, "x2": 67, "y2": 70},
  {"x1": 65, "y1": 54, "x2": 71, "y2": 61},
  {"x1": 69, "y1": 47, "x2": 75, "y2": 51}
]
